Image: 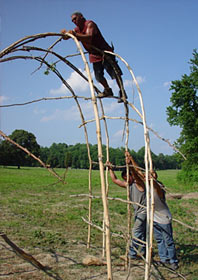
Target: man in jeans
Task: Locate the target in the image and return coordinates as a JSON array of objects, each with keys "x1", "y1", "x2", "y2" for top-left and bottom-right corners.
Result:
[
  {"x1": 107, "y1": 153, "x2": 146, "y2": 259},
  {"x1": 61, "y1": 11, "x2": 127, "y2": 102},
  {"x1": 151, "y1": 171, "x2": 179, "y2": 270}
]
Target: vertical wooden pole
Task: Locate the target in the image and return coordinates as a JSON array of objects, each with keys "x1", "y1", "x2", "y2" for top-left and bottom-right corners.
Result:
[
  {"x1": 71, "y1": 35, "x2": 113, "y2": 279},
  {"x1": 107, "y1": 52, "x2": 153, "y2": 279},
  {"x1": 98, "y1": 100, "x2": 110, "y2": 258},
  {"x1": 124, "y1": 104, "x2": 131, "y2": 266}
]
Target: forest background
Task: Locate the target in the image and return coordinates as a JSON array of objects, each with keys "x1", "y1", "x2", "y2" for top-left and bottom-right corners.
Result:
[{"x1": 0, "y1": 129, "x2": 180, "y2": 171}]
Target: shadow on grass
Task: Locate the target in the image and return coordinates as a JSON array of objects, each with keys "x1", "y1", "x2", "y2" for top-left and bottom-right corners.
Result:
[
  {"x1": 0, "y1": 166, "x2": 34, "y2": 171},
  {"x1": 178, "y1": 243, "x2": 198, "y2": 264}
]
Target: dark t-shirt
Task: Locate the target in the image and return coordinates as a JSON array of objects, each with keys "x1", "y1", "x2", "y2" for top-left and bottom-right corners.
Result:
[{"x1": 74, "y1": 20, "x2": 113, "y2": 63}]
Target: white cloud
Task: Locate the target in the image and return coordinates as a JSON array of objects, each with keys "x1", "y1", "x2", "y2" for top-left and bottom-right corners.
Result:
[
  {"x1": 40, "y1": 98, "x2": 123, "y2": 124},
  {"x1": 50, "y1": 69, "x2": 90, "y2": 95},
  {"x1": 40, "y1": 101, "x2": 95, "y2": 123},
  {"x1": 111, "y1": 129, "x2": 126, "y2": 145},
  {"x1": 124, "y1": 79, "x2": 133, "y2": 87},
  {"x1": 41, "y1": 108, "x2": 78, "y2": 122},
  {"x1": 50, "y1": 67, "x2": 145, "y2": 97},
  {"x1": 123, "y1": 76, "x2": 145, "y2": 87},
  {"x1": 79, "y1": 101, "x2": 95, "y2": 119},
  {"x1": 134, "y1": 76, "x2": 146, "y2": 85},
  {"x1": 45, "y1": 72, "x2": 146, "y2": 124},
  {"x1": 163, "y1": 81, "x2": 171, "y2": 87},
  {"x1": 113, "y1": 129, "x2": 124, "y2": 138},
  {"x1": 0, "y1": 95, "x2": 9, "y2": 104},
  {"x1": 33, "y1": 108, "x2": 46, "y2": 115},
  {"x1": 103, "y1": 101, "x2": 120, "y2": 114}
]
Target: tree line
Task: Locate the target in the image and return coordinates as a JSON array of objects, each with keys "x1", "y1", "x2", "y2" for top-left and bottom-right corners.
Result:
[{"x1": 0, "y1": 129, "x2": 181, "y2": 170}]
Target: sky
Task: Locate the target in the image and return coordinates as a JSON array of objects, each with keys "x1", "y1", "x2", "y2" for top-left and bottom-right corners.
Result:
[{"x1": 0, "y1": 0, "x2": 198, "y2": 155}]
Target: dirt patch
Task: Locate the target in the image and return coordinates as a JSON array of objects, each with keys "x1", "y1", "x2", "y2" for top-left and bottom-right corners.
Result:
[
  {"x1": 167, "y1": 192, "x2": 198, "y2": 200},
  {"x1": 0, "y1": 240, "x2": 151, "y2": 280}
]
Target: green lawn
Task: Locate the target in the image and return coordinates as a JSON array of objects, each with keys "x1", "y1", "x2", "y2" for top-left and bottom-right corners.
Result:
[{"x1": 0, "y1": 166, "x2": 197, "y2": 279}]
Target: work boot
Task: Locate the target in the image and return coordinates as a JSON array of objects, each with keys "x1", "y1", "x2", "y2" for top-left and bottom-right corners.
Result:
[
  {"x1": 98, "y1": 88, "x2": 113, "y2": 98},
  {"x1": 155, "y1": 260, "x2": 169, "y2": 266},
  {"x1": 170, "y1": 262, "x2": 179, "y2": 270}
]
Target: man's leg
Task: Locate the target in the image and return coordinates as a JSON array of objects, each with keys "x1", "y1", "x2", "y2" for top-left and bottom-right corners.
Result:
[
  {"x1": 153, "y1": 222, "x2": 169, "y2": 263},
  {"x1": 103, "y1": 55, "x2": 127, "y2": 102},
  {"x1": 93, "y1": 62, "x2": 113, "y2": 97},
  {"x1": 129, "y1": 214, "x2": 146, "y2": 258},
  {"x1": 160, "y1": 223, "x2": 178, "y2": 264}
]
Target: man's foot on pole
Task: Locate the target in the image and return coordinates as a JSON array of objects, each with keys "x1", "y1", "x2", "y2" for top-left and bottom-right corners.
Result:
[{"x1": 98, "y1": 88, "x2": 114, "y2": 98}]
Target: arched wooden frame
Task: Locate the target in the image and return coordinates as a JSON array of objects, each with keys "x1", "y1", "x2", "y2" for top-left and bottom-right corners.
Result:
[{"x1": 0, "y1": 32, "x2": 187, "y2": 280}]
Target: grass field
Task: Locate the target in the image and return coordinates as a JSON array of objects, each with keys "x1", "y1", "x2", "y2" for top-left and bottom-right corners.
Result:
[{"x1": 0, "y1": 166, "x2": 198, "y2": 280}]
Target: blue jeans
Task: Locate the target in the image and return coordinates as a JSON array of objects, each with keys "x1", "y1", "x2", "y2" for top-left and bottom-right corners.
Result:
[
  {"x1": 153, "y1": 221, "x2": 178, "y2": 264},
  {"x1": 129, "y1": 213, "x2": 146, "y2": 257}
]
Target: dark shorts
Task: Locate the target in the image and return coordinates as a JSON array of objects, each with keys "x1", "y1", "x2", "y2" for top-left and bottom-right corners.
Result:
[{"x1": 93, "y1": 54, "x2": 123, "y2": 83}]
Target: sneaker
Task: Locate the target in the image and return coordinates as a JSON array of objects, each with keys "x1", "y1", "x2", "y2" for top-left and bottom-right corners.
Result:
[
  {"x1": 155, "y1": 260, "x2": 169, "y2": 266},
  {"x1": 98, "y1": 88, "x2": 113, "y2": 98},
  {"x1": 130, "y1": 256, "x2": 139, "y2": 260},
  {"x1": 170, "y1": 262, "x2": 179, "y2": 270}
]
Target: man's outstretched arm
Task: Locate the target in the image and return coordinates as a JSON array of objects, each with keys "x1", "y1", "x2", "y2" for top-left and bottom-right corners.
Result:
[{"x1": 106, "y1": 162, "x2": 127, "y2": 188}]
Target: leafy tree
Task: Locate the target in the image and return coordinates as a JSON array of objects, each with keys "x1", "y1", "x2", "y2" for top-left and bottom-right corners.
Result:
[
  {"x1": 46, "y1": 143, "x2": 68, "y2": 168},
  {"x1": 0, "y1": 140, "x2": 14, "y2": 166},
  {"x1": 65, "y1": 151, "x2": 72, "y2": 168},
  {"x1": 136, "y1": 147, "x2": 145, "y2": 168},
  {"x1": 166, "y1": 49, "x2": 198, "y2": 181},
  {"x1": 0, "y1": 129, "x2": 40, "y2": 168},
  {"x1": 90, "y1": 144, "x2": 99, "y2": 169},
  {"x1": 155, "y1": 153, "x2": 167, "y2": 170},
  {"x1": 40, "y1": 146, "x2": 50, "y2": 163}
]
